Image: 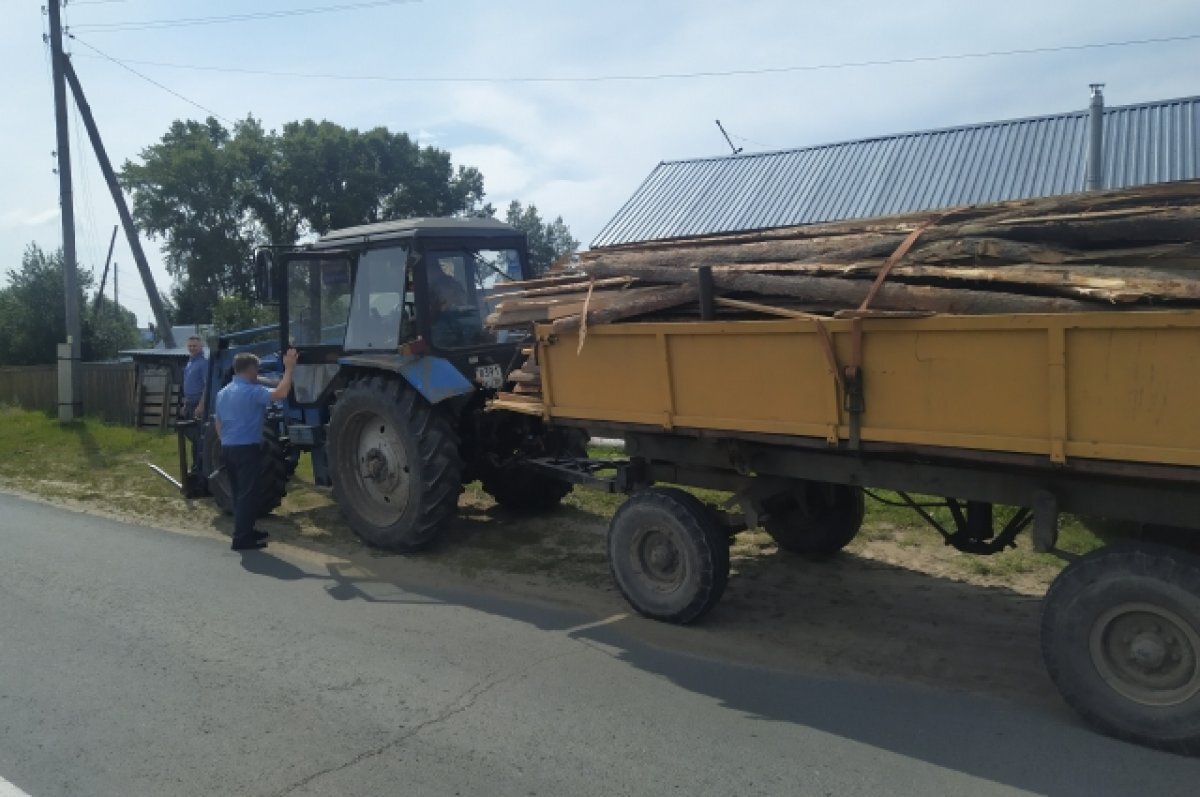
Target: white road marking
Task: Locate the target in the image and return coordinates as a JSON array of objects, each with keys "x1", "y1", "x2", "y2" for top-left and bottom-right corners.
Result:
[
  {"x1": 0, "y1": 775, "x2": 33, "y2": 797},
  {"x1": 564, "y1": 613, "x2": 630, "y2": 634}
]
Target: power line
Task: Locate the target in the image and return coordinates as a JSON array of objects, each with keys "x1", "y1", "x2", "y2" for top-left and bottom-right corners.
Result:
[
  {"x1": 69, "y1": 30, "x2": 1200, "y2": 85},
  {"x1": 69, "y1": 0, "x2": 422, "y2": 33},
  {"x1": 67, "y1": 36, "x2": 233, "y2": 124}
]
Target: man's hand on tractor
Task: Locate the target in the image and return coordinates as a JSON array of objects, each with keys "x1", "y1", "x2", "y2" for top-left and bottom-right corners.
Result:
[{"x1": 283, "y1": 348, "x2": 300, "y2": 369}]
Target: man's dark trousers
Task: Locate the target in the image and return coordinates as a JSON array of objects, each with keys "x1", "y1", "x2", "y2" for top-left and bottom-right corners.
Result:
[
  {"x1": 223, "y1": 443, "x2": 261, "y2": 545},
  {"x1": 181, "y1": 399, "x2": 203, "y2": 475}
]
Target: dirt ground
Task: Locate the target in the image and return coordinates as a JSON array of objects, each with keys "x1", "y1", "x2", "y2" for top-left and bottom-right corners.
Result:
[{"x1": 0, "y1": 470, "x2": 1066, "y2": 710}]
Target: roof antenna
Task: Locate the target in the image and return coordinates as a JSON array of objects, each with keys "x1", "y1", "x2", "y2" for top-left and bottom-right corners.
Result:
[{"x1": 715, "y1": 120, "x2": 743, "y2": 155}]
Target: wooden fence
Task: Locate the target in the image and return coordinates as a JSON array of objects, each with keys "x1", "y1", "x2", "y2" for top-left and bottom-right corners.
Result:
[{"x1": 0, "y1": 362, "x2": 138, "y2": 425}]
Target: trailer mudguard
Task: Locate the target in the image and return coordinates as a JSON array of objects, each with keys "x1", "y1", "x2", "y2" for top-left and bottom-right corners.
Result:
[{"x1": 338, "y1": 352, "x2": 475, "y2": 404}]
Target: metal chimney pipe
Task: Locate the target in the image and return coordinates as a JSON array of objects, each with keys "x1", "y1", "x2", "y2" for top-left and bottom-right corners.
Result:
[{"x1": 1086, "y1": 84, "x2": 1105, "y2": 191}]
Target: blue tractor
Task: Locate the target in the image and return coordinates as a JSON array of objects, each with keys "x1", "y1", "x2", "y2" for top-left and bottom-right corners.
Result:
[{"x1": 192, "y1": 217, "x2": 583, "y2": 551}]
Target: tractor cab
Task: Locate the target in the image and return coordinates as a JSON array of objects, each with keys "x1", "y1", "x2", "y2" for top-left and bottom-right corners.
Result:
[{"x1": 266, "y1": 217, "x2": 532, "y2": 405}]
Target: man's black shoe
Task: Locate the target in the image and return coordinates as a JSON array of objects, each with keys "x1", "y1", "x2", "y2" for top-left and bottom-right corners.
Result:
[
  {"x1": 231, "y1": 540, "x2": 267, "y2": 551},
  {"x1": 253, "y1": 530, "x2": 268, "y2": 542}
]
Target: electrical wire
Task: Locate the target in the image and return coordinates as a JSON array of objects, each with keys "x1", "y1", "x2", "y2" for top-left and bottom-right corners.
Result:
[
  {"x1": 68, "y1": 30, "x2": 1200, "y2": 85},
  {"x1": 69, "y1": 0, "x2": 422, "y2": 33},
  {"x1": 67, "y1": 35, "x2": 233, "y2": 124}
]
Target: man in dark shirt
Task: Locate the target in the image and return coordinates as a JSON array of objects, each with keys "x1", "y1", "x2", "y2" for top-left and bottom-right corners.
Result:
[
  {"x1": 214, "y1": 349, "x2": 298, "y2": 551},
  {"x1": 180, "y1": 335, "x2": 208, "y2": 476}
]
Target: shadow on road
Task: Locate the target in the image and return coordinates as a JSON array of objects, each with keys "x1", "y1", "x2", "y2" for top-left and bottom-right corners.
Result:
[{"x1": 217, "y1": 507, "x2": 1200, "y2": 794}]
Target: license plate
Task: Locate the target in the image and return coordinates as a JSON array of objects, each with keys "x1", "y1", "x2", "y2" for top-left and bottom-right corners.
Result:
[{"x1": 475, "y1": 364, "x2": 504, "y2": 389}]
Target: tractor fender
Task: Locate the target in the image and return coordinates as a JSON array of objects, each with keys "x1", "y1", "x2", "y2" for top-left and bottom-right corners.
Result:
[{"x1": 338, "y1": 352, "x2": 474, "y2": 405}]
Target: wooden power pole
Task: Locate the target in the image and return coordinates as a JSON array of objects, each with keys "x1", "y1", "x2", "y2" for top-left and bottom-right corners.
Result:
[
  {"x1": 62, "y1": 59, "x2": 176, "y2": 349},
  {"x1": 47, "y1": 0, "x2": 82, "y2": 421}
]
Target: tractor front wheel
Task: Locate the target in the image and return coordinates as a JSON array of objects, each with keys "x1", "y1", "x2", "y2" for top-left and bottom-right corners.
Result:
[{"x1": 328, "y1": 376, "x2": 463, "y2": 552}]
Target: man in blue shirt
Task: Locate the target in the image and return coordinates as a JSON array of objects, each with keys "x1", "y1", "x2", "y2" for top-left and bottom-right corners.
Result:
[
  {"x1": 214, "y1": 348, "x2": 298, "y2": 551},
  {"x1": 180, "y1": 335, "x2": 208, "y2": 476}
]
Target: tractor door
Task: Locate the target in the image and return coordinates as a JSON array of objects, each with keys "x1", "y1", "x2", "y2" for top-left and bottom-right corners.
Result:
[{"x1": 280, "y1": 251, "x2": 356, "y2": 407}]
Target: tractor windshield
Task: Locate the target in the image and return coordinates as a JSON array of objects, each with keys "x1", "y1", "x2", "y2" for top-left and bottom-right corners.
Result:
[{"x1": 426, "y1": 247, "x2": 524, "y2": 349}]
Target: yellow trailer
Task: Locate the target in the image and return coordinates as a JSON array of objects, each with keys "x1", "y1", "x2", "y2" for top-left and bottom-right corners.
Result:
[{"x1": 492, "y1": 308, "x2": 1200, "y2": 754}]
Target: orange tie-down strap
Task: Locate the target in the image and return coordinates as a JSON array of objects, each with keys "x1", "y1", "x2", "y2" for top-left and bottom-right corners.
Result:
[{"x1": 857, "y1": 207, "x2": 968, "y2": 312}]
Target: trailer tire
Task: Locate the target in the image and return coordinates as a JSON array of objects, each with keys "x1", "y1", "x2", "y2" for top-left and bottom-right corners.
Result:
[
  {"x1": 328, "y1": 376, "x2": 463, "y2": 552},
  {"x1": 1041, "y1": 543, "x2": 1200, "y2": 755},
  {"x1": 608, "y1": 488, "x2": 730, "y2": 625},
  {"x1": 203, "y1": 422, "x2": 289, "y2": 519},
  {"x1": 762, "y1": 482, "x2": 865, "y2": 558},
  {"x1": 481, "y1": 430, "x2": 587, "y2": 513}
]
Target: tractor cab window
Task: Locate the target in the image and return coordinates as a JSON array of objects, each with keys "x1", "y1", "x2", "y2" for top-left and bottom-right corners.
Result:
[
  {"x1": 286, "y1": 259, "x2": 353, "y2": 346},
  {"x1": 426, "y1": 247, "x2": 524, "y2": 349},
  {"x1": 345, "y1": 246, "x2": 413, "y2": 350}
]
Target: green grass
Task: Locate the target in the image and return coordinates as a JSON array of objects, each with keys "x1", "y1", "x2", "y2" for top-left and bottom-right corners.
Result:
[
  {"x1": 0, "y1": 406, "x2": 183, "y2": 507},
  {"x1": 0, "y1": 407, "x2": 1106, "y2": 588}
]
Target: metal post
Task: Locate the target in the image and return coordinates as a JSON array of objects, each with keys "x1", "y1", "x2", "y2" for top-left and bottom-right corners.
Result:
[
  {"x1": 48, "y1": 0, "x2": 81, "y2": 421},
  {"x1": 62, "y1": 59, "x2": 176, "y2": 348},
  {"x1": 1086, "y1": 84, "x2": 1105, "y2": 191},
  {"x1": 697, "y1": 266, "x2": 715, "y2": 321}
]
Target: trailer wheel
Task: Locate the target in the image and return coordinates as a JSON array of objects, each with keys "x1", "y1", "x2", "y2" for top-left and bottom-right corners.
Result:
[
  {"x1": 328, "y1": 376, "x2": 463, "y2": 552},
  {"x1": 762, "y1": 482, "x2": 865, "y2": 557},
  {"x1": 608, "y1": 488, "x2": 730, "y2": 624},
  {"x1": 203, "y1": 422, "x2": 289, "y2": 518},
  {"x1": 481, "y1": 429, "x2": 587, "y2": 513},
  {"x1": 1041, "y1": 543, "x2": 1200, "y2": 754}
]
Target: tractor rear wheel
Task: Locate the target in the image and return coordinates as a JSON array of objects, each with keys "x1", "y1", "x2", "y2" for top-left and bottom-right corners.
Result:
[
  {"x1": 328, "y1": 376, "x2": 463, "y2": 552},
  {"x1": 203, "y1": 422, "x2": 290, "y2": 518},
  {"x1": 762, "y1": 481, "x2": 865, "y2": 558}
]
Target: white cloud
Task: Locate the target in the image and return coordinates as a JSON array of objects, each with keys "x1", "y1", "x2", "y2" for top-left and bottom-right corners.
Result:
[{"x1": 1, "y1": 206, "x2": 59, "y2": 229}]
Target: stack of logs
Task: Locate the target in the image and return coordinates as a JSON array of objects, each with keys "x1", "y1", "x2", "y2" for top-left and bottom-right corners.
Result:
[
  {"x1": 488, "y1": 181, "x2": 1200, "y2": 404},
  {"x1": 487, "y1": 180, "x2": 1200, "y2": 332}
]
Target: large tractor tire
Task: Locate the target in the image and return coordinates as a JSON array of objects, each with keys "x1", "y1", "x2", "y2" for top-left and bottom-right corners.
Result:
[
  {"x1": 1041, "y1": 543, "x2": 1200, "y2": 754},
  {"x1": 608, "y1": 488, "x2": 731, "y2": 624},
  {"x1": 203, "y1": 422, "x2": 290, "y2": 519},
  {"x1": 762, "y1": 481, "x2": 865, "y2": 558},
  {"x1": 328, "y1": 376, "x2": 463, "y2": 552},
  {"x1": 481, "y1": 429, "x2": 587, "y2": 513}
]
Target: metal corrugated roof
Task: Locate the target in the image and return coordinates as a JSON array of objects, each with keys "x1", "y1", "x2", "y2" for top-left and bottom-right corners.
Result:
[{"x1": 592, "y1": 95, "x2": 1200, "y2": 248}]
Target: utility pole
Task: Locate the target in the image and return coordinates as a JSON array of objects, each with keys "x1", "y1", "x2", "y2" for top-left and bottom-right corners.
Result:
[
  {"x1": 94, "y1": 223, "x2": 118, "y2": 315},
  {"x1": 63, "y1": 59, "x2": 176, "y2": 348},
  {"x1": 47, "y1": 0, "x2": 82, "y2": 422}
]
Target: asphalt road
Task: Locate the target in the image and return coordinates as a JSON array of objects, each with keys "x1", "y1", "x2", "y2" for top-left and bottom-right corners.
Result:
[{"x1": 1, "y1": 493, "x2": 1199, "y2": 797}]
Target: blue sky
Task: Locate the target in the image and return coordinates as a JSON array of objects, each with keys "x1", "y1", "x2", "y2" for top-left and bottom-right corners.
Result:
[{"x1": 3, "y1": 0, "x2": 1200, "y2": 324}]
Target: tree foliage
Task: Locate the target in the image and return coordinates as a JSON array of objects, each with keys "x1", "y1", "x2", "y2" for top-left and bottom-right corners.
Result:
[
  {"x1": 504, "y1": 201, "x2": 579, "y2": 276},
  {"x1": 123, "y1": 116, "x2": 487, "y2": 323},
  {"x1": 0, "y1": 244, "x2": 141, "y2": 366},
  {"x1": 211, "y1": 295, "x2": 277, "y2": 334}
]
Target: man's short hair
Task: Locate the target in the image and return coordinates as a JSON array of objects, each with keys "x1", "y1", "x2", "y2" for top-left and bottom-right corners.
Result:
[
  {"x1": 232, "y1": 352, "x2": 260, "y2": 375},
  {"x1": 187, "y1": 335, "x2": 202, "y2": 343}
]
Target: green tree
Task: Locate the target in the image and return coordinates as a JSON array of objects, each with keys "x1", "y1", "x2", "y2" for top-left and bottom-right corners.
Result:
[
  {"x1": 122, "y1": 116, "x2": 488, "y2": 322},
  {"x1": 504, "y1": 201, "x2": 579, "y2": 276},
  {"x1": 122, "y1": 118, "x2": 254, "y2": 324},
  {"x1": 211, "y1": 295, "x2": 277, "y2": 333},
  {"x1": 0, "y1": 244, "x2": 140, "y2": 365}
]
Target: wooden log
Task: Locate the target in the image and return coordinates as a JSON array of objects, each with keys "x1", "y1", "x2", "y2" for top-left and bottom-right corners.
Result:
[
  {"x1": 582, "y1": 263, "x2": 1098, "y2": 314},
  {"x1": 551, "y1": 285, "x2": 699, "y2": 333},
  {"x1": 715, "y1": 297, "x2": 821, "y2": 320},
  {"x1": 683, "y1": 261, "x2": 1200, "y2": 303},
  {"x1": 485, "y1": 276, "x2": 636, "y2": 301},
  {"x1": 487, "y1": 273, "x2": 590, "y2": 295}
]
